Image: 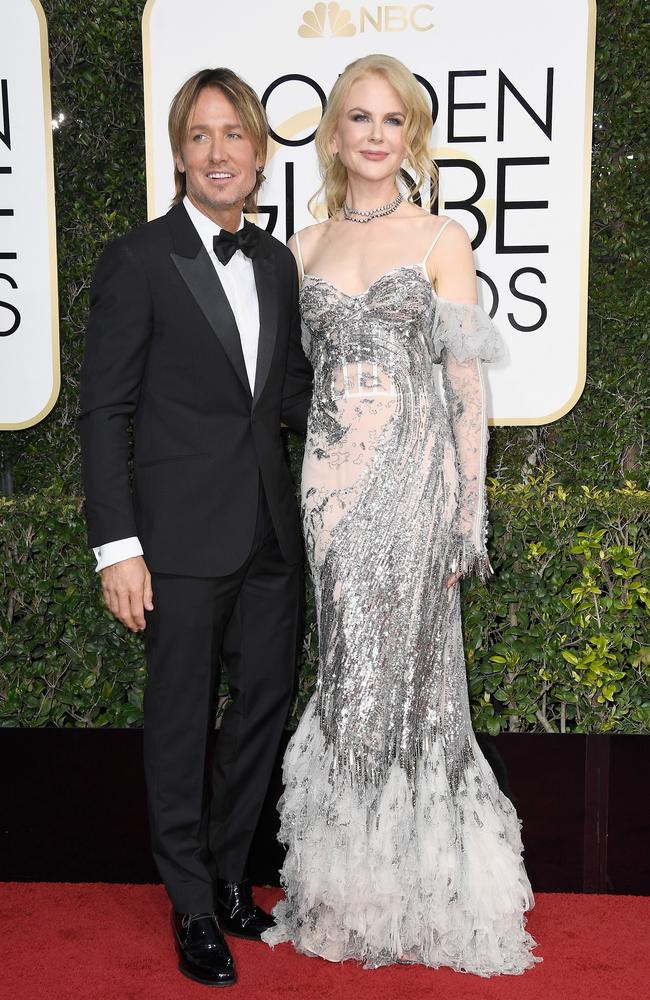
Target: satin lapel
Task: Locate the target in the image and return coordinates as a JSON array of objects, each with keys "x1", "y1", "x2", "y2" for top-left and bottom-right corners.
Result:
[
  {"x1": 252, "y1": 253, "x2": 279, "y2": 405},
  {"x1": 171, "y1": 246, "x2": 251, "y2": 398}
]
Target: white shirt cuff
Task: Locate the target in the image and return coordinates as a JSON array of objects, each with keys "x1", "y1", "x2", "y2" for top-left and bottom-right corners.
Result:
[{"x1": 93, "y1": 537, "x2": 144, "y2": 572}]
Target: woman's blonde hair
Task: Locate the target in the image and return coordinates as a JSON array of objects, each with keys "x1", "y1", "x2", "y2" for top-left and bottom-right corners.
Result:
[
  {"x1": 310, "y1": 54, "x2": 437, "y2": 218},
  {"x1": 168, "y1": 68, "x2": 269, "y2": 212}
]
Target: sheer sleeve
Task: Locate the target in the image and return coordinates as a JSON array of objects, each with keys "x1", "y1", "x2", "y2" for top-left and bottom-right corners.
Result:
[{"x1": 433, "y1": 299, "x2": 505, "y2": 581}]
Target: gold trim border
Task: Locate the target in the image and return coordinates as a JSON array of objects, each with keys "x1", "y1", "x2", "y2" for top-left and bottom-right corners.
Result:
[
  {"x1": 0, "y1": 0, "x2": 60, "y2": 431},
  {"x1": 140, "y1": 0, "x2": 597, "y2": 428},
  {"x1": 142, "y1": 0, "x2": 158, "y2": 221},
  {"x1": 491, "y1": 0, "x2": 597, "y2": 427}
]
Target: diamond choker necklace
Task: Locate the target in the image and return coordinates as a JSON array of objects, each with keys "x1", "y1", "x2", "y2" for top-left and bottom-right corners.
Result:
[{"x1": 342, "y1": 192, "x2": 403, "y2": 223}]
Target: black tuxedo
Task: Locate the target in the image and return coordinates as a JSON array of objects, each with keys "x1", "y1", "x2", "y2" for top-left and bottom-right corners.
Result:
[
  {"x1": 80, "y1": 202, "x2": 310, "y2": 576},
  {"x1": 79, "y1": 202, "x2": 312, "y2": 912}
]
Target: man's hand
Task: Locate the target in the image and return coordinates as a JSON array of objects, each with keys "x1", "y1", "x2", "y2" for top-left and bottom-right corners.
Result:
[{"x1": 100, "y1": 555, "x2": 153, "y2": 632}]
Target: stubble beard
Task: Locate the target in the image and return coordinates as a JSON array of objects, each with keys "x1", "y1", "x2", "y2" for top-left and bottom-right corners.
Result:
[{"x1": 188, "y1": 177, "x2": 255, "y2": 216}]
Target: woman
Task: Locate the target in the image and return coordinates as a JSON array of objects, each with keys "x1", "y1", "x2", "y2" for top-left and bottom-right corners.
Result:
[{"x1": 263, "y1": 54, "x2": 539, "y2": 976}]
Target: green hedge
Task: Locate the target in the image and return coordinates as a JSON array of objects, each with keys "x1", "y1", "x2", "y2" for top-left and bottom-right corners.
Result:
[{"x1": 2, "y1": 481, "x2": 648, "y2": 732}]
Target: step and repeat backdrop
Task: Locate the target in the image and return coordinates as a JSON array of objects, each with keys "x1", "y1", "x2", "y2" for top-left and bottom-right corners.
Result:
[
  {"x1": 0, "y1": 1, "x2": 596, "y2": 428},
  {"x1": 143, "y1": 0, "x2": 596, "y2": 425},
  {"x1": 0, "y1": 0, "x2": 58, "y2": 430}
]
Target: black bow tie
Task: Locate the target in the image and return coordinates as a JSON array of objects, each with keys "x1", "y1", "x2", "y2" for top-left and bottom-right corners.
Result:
[{"x1": 213, "y1": 221, "x2": 260, "y2": 265}]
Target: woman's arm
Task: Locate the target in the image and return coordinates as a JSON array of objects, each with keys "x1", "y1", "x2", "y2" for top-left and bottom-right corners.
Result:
[{"x1": 429, "y1": 222, "x2": 495, "y2": 582}]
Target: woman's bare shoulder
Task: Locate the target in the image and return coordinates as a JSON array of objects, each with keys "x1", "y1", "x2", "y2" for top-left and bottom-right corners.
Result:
[
  {"x1": 426, "y1": 216, "x2": 476, "y2": 300},
  {"x1": 429, "y1": 216, "x2": 472, "y2": 257},
  {"x1": 293, "y1": 220, "x2": 331, "y2": 252},
  {"x1": 419, "y1": 212, "x2": 467, "y2": 241},
  {"x1": 398, "y1": 206, "x2": 465, "y2": 243},
  {"x1": 289, "y1": 221, "x2": 333, "y2": 271}
]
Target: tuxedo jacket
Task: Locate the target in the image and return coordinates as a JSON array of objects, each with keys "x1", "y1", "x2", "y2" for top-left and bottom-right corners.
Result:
[{"x1": 79, "y1": 202, "x2": 312, "y2": 577}]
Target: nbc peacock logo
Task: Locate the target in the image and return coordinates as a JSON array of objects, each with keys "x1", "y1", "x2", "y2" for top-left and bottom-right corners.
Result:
[{"x1": 298, "y1": 2, "x2": 357, "y2": 37}]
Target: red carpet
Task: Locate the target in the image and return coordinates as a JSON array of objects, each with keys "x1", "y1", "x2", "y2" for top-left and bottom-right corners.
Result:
[{"x1": 0, "y1": 884, "x2": 647, "y2": 1000}]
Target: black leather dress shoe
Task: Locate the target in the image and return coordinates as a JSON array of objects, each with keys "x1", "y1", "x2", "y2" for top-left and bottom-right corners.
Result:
[
  {"x1": 171, "y1": 910, "x2": 236, "y2": 987},
  {"x1": 216, "y1": 878, "x2": 275, "y2": 941}
]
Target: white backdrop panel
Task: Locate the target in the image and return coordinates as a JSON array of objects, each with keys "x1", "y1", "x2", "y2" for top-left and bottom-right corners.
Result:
[
  {"x1": 0, "y1": 0, "x2": 59, "y2": 430},
  {"x1": 143, "y1": 0, "x2": 596, "y2": 425}
]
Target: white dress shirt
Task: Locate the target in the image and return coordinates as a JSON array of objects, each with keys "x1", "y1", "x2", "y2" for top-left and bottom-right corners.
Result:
[{"x1": 93, "y1": 196, "x2": 261, "y2": 572}]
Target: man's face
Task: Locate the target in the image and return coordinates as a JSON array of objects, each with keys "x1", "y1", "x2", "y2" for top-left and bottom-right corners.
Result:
[{"x1": 176, "y1": 86, "x2": 262, "y2": 219}]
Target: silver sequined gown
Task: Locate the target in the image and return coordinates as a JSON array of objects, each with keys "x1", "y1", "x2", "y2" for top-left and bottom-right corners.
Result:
[{"x1": 263, "y1": 249, "x2": 539, "y2": 976}]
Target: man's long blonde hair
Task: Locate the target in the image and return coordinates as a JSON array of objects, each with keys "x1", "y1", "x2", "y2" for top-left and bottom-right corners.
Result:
[
  {"x1": 310, "y1": 54, "x2": 437, "y2": 219},
  {"x1": 168, "y1": 68, "x2": 269, "y2": 213}
]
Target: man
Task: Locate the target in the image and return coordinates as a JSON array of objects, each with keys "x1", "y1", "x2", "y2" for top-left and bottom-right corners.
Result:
[{"x1": 79, "y1": 68, "x2": 311, "y2": 987}]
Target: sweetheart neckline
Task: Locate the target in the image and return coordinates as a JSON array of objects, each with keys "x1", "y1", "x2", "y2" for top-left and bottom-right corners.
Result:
[{"x1": 301, "y1": 262, "x2": 436, "y2": 300}]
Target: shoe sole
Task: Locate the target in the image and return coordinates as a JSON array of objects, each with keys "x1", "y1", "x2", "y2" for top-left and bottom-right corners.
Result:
[
  {"x1": 177, "y1": 962, "x2": 237, "y2": 987},
  {"x1": 222, "y1": 928, "x2": 270, "y2": 942}
]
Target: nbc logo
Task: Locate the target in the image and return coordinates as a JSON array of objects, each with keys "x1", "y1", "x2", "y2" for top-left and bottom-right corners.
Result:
[
  {"x1": 298, "y1": 3, "x2": 434, "y2": 37},
  {"x1": 298, "y1": 2, "x2": 357, "y2": 37}
]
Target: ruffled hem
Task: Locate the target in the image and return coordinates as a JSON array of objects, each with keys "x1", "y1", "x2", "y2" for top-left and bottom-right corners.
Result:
[
  {"x1": 263, "y1": 701, "x2": 541, "y2": 977},
  {"x1": 432, "y1": 300, "x2": 505, "y2": 365}
]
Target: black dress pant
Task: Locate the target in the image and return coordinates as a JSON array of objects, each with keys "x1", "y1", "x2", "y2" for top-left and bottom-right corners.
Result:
[{"x1": 143, "y1": 486, "x2": 301, "y2": 913}]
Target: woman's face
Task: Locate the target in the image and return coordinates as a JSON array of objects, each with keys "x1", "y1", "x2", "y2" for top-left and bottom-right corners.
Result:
[{"x1": 332, "y1": 73, "x2": 407, "y2": 185}]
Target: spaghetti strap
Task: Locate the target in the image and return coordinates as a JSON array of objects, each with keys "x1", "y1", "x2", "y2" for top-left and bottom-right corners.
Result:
[
  {"x1": 422, "y1": 217, "x2": 454, "y2": 265},
  {"x1": 294, "y1": 230, "x2": 305, "y2": 282}
]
